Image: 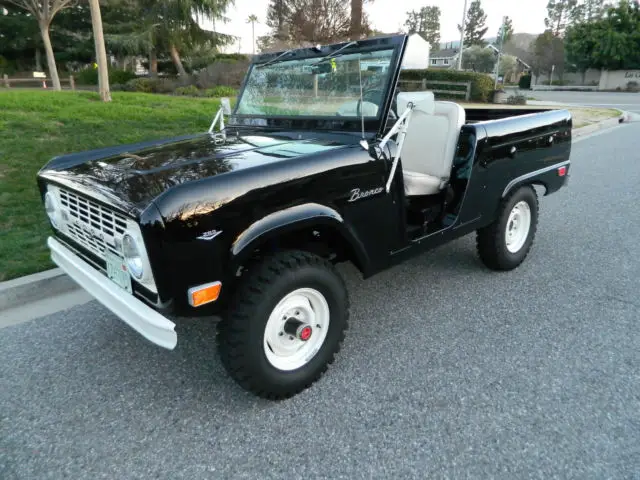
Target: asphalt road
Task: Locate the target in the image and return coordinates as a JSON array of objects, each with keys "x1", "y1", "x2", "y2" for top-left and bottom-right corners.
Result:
[
  {"x1": 527, "y1": 90, "x2": 640, "y2": 114},
  {"x1": 2, "y1": 124, "x2": 640, "y2": 479}
]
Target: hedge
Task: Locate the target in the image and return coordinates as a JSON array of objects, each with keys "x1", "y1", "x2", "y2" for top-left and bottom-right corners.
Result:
[
  {"x1": 399, "y1": 69, "x2": 494, "y2": 102},
  {"x1": 519, "y1": 74, "x2": 532, "y2": 89}
]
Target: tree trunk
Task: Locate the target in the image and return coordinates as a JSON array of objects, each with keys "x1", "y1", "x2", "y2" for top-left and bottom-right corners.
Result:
[
  {"x1": 169, "y1": 44, "x2": 188, "y2": 79},
  {"x1": 149, "y1": 48, "x2": 158, "y2": 78},
  {"x1": 39, "y1": 23, "x2": 62, "y2": 91},
  {"x1": 350, "y1": 0, "x2": 363, "y2": 39},
  {"x1": 88, "y1": 0, "x2": 111, "y2": 102},
  {"x1": 35, "y1": 49, "x2": 43, "y2": 71}
]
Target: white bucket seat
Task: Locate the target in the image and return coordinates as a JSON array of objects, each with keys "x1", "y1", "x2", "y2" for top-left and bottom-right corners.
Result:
[{"x1": 396, "y1": 92, "x2": 466, "y2": 196}]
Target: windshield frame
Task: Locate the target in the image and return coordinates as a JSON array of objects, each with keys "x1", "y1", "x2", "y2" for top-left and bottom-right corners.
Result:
[{"x1": 227, "y1": 34, "x2": 408, "y2": 137}]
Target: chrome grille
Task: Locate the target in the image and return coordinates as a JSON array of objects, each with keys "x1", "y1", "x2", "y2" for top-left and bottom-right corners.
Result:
[{"x1": 57, "y1": 187, "x2": 127, "y2": 259}]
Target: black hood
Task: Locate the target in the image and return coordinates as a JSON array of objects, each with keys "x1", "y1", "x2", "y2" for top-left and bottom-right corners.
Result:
[{"x1": 38, "y1": 131, "x2": 352, "y2": 215}]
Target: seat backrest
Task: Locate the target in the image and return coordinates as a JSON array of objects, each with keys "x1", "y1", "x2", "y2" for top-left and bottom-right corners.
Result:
[{"x1": 400, "y1": 97, "x2": 466, "y2": 187}]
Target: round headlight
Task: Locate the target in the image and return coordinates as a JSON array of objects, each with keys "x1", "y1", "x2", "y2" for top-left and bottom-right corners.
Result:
[
  {"x1": 122, "y1": 234, "x2": 144, "y2": 279},
  {"x1": 44, "y1": 191, "x2": 58, "y2": 228}
]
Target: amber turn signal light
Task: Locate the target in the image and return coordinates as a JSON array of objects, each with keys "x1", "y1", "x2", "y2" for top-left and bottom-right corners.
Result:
[{"x1": 188, "y1": 281, "x2": 222, "y2": 307}]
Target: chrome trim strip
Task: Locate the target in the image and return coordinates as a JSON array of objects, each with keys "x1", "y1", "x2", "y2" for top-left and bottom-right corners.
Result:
[
  {"x1": 48, "y1": 236, "x2": 177, "y2": 350},
  {"x1": 502, "y1": 160, "x2": 570, "y2": 197}
]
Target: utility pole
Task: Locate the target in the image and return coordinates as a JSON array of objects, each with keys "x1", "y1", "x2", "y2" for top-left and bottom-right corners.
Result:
[
  {"x1": 457, "y1": 0, "x2": 469, "y2": 70},
  {"x1": 494, "y1": 16, "x2": 507, "y2": 90}
]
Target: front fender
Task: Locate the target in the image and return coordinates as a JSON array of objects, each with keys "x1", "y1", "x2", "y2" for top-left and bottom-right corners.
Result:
[{"x1": 230, "y1": 203, "x2": 370, "y2": 273}]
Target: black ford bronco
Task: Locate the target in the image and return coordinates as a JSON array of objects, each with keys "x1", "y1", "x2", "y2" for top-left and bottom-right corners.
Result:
[{"x1": 37, "y1": 34, "x2": 571, "y2": 399}]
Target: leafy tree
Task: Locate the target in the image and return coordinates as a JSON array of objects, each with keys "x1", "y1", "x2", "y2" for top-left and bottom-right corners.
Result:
[
  {"x1": 350, "y1": 0, "x2": 375, "y2": 39},
  {"x1": 497, "y1": 16, "x2": 513, "y2": 44},
  {"x1": 104, "y1": 0, "x2": 235, "y2": 78},
  {"x1": 457, "y1": 0, "x2": 489, "y2": 47},
  {"x1": 565, "y1": 0, "x2": 640, "y2": 71},
  {"x1": 498, "y1": 54, "x2": 517, "y2": 78},
  {"x1": 0, "y1": 6, "x2": 42, "y2": 71},
  {"x1": 461, "y1": 45, "x2": 495, "y2": 73},
  {"x1": 260, "y1": 0, "x2": 354, "y2": 50},
  {"x1": 404, "y1": 6, "x2": 441, "y2": 48},
  {"x1": 544, "y1": 0, "x2": 578, "y2": 36},
  {"x1": 572, "y1": 0, "x2": 607, "y2": 23},
  {"x1": 265, "y1": 0, "x2": 291, "y2": 42},
  {"x1": 2, "y1": 0, "x2": 76, "y2": 90},
  {"x1": 531, "y1": 30, "x2": 564, "y2": 79}
]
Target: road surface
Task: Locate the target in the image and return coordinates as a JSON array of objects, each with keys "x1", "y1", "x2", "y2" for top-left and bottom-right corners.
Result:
[
  {"x1": 1, "y1": 123, "x2": 639, "y2": 479},
  {"x1": 527, "y1": 90, "x2": 640, "y2": 114}
]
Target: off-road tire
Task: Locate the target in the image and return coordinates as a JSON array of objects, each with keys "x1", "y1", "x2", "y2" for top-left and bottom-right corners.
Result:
[
  {"x1": 217, "y1": 250, "x2": 349, "y2": 400},
  {"x1": 476, "y1": 185, "x2": 539, "y2": 271}
]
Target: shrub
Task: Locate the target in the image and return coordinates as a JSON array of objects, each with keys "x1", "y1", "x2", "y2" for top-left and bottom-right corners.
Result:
[
  {"x1": 196, "y1": 58, "x2": 251, "y2": 89},
  {"x1": 125, "y1": 77, "x2": 176, "y2": 93},
  {"x1": 76, "y1": 67, "x2": 99, "y2": 85},
  {"x1": 519, "y1": 74, "x2": 532, "y2": 89},
  {"x1": 174, "y1": 85, "x2": 200, "y2": 96},
  {"x1": 110, "y1": 69, "x2": 137, "y2": 85},
  {"x1": 399, "y1": 69, "x2": 494, "y2": 102},
  {"x1": 75, "y1": 67, "x2": 138, "y2": 86},
  {"x1": 204, "y1": 85, "x2": 238, "y2": 97},
  {"x1": 507, "y1": 94, "x2": 527, "y2": 105},
  {"x1": 626, "y1": 81, "x2": 639, "y2": 92}
]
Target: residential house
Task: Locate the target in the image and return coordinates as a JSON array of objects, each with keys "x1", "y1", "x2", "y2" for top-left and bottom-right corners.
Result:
[{"x1": 429, "y1": 47, "x2": 460, "y2": 68}]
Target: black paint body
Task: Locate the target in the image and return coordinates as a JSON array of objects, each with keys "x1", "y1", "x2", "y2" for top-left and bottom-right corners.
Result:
[{"x1": 36, "y1": 35, "x2": 572, "y2": 316}]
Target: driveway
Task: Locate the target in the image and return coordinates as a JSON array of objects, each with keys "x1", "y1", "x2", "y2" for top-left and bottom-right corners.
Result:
[{"x1": 1, "y1": 123, "x2": 639, "y2": 479}]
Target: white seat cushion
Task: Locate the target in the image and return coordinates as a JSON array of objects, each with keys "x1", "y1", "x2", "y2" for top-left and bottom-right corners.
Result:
[{"x1": 403, "y1": 171, "x2": 443, "y2": 196}]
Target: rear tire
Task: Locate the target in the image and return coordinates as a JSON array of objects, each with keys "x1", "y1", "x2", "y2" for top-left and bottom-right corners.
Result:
[
  {"x1": 217, "y1": 250, "x2": 349, "y2": 400},
  {"x1": 476, "y1": 185, "x2": 539, "y2": 271}
]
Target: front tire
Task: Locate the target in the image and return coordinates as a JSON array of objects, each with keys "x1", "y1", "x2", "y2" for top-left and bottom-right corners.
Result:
[
  {"x1": 217, "y1": 250, "x2": 349, "y2": 400},
  {"x1": 476, "y1": 185, "x2": 539, "y2": 271}
]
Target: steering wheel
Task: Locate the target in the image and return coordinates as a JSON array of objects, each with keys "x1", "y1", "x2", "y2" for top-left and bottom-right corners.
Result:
[{"x1": 356, "y1": 87, "x2": 385, "y2": 117}]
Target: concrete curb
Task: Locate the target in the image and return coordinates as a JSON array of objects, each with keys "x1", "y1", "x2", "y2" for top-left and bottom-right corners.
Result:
[
  {"x1": 572, "y1": 113, "x2": 626, "y2": 139},
  {"x1": 0, "y1": 267, "x2": 79, "y2": 313}
]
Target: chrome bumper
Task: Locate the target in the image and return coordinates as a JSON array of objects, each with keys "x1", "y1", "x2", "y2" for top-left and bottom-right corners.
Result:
[{"x1": 48, "y1": 236, "x2": 177, "y2": 350}]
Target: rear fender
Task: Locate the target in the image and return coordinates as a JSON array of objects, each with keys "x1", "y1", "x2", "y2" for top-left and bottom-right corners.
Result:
[{"x1": 230, "y1": 203, "x2": 370, "y2": 273}]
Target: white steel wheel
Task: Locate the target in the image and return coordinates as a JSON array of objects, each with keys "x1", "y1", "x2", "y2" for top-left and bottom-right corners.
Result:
[
  {"x1": 263, "y1": 288, "x2": 330, "y2": 371},
  {"x1": 505, "y1": 200, "x2": 532, "y2": 253}
]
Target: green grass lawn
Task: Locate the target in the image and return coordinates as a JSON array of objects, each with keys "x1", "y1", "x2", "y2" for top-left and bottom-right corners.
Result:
[{"x1": 0, "y1": 90, "x2": 223, "y2": 281}]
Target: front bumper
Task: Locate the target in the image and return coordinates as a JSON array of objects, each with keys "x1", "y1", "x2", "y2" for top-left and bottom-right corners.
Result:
[{"x1": 48, "y1": 236, "x2": 177, "y2": 350}]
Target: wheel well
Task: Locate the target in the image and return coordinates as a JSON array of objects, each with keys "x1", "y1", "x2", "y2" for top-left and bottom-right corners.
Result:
[{"x1": 241, "y1": 225, "x2": 365, "y2": 274}]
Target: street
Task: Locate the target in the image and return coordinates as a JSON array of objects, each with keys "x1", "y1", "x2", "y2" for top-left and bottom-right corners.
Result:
[
  {"x1": 1, "y1": 122, "x2": 640, "y2": 479},
  {"x1": 528, "y1": 90, "x2": 640, "y2": 114}
]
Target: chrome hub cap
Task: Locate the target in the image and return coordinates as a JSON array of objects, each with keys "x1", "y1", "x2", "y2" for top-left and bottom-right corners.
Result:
[
  {"x1": 263, "y1": 288, "x2": 330, "y2": 371},
  {"x1": 505, "y1": 201, "x2": 531, "y2": 253}
]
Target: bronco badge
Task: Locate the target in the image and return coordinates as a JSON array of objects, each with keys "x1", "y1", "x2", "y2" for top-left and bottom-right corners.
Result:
[{"x1": 348, "y1": 187, "x2": 384, "y2": 203}]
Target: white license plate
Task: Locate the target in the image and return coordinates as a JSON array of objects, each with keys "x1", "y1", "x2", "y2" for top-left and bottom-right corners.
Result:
[{"x1": 105, "y1": 252, "x2": 132, "y2": 294}]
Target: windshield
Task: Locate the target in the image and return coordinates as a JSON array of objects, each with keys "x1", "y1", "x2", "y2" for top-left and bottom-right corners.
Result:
[{"x1": 235, "y1": 47, "x2": 396, "y2": 119}]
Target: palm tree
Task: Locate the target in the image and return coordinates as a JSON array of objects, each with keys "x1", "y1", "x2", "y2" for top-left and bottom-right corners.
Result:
[{"x1": 247, "y1": 14, "x2": 258, "y2": 55}]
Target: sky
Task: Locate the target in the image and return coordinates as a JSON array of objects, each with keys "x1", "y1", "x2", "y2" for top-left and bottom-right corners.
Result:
[{"x1": 203, "y1": 0, "x2": 550, "y2": 54}]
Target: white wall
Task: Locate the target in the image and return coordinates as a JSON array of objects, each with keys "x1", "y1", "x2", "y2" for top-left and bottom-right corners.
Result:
[
  {"x1": 532, "y1": 68, "x2": 601, "y2": 86},
  {"x1": 599, "y1": 70, "x2": 640, "y2": 90}
]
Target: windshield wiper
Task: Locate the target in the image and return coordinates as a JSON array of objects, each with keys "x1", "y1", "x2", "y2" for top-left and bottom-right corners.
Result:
[
  {"x1": 255, "y1": 49, "x2": 294, "y2": 69},
  {"x1": 309, "y1": 41, "x2": 358, "y2": 66}
]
